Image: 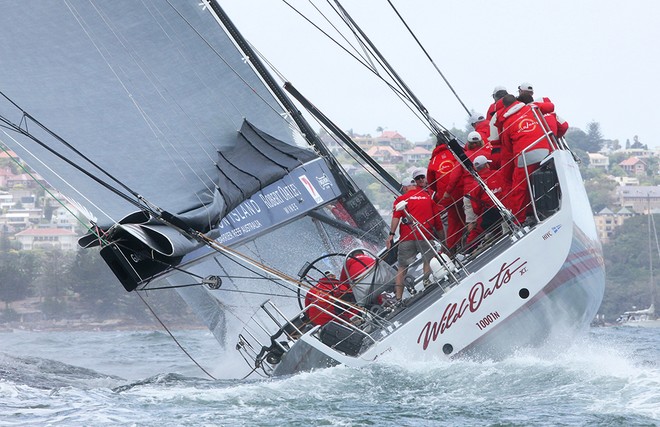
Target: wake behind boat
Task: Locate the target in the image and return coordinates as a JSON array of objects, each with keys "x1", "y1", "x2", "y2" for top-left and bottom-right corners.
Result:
[{"x1": 0, "y1": 1, "x2": 604, "y2": 378}]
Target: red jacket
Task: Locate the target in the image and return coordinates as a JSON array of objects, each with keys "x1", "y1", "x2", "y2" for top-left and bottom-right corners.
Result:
[
  {"x1": 499, "y1": 102, "x2": 552, "y2": 188},
  {"x1": 445, "y1": 144, "x2": 491, "y2": 196},
  {"x1": 392, "y1": 186, "x2": 442, "y2": 241},
  {"x1": 487, "y1": 101, "x2": 497, "y2": 119},
  {"x1": 305, "y1": 278, "x2": 340, "y2": 326},
  {"x1": 488, "y1": 98, "x2": 507, "y2": 145},
  {"x1": 474, "y1": 120, "x2": 491, "y2": 145},
  {"x1": 535, "y1": 97, "x2": 569, "y2": 138},
  {"x1": 556, "y1": 115, "x2": 569, "y2": 138},
  {"x1": 426, "y1": 144, "x2": 459, "y2": 203},
  {"x1": 305, "y1": 277, "x2": 355, "y2": 325},
  {"x1": 469, "y1": 168, "x2": 503, "y2": 215},
  {"x1": 339, "y1": 253, "x2": 375, "y2": 283},
  {"x1": 533, "y1": 97, "x2": 557, "y2": 136}
]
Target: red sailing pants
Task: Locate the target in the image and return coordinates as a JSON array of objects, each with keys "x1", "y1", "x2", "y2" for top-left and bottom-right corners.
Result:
[{"x1": 505, "y1": 164, "x2": 539, "y2": 223}]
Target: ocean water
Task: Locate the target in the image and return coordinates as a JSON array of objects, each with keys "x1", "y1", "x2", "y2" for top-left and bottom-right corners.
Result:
[{"x1": 1, "y1": 326, "x2": 659, "y2": 426}]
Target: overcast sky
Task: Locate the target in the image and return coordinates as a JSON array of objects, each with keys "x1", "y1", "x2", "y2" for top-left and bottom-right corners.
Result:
[{"x1": 220, "y1": 1, "x2": 658, "y2": 147}]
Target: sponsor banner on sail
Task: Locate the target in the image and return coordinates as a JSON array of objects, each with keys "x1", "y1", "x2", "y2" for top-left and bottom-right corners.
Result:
[{"x1": 214, "y1": 158, "x2": 341, "y2": 246}]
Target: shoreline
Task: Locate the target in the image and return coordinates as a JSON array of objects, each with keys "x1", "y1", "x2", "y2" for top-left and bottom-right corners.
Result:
[{"x1": 0, "y1": 318, "x2": 207, "y2": 333}]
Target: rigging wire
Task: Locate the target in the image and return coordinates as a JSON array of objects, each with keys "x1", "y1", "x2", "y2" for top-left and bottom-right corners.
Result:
[
  {"x1": 276, "y1": 0, "x2": 437, "y2": 136},
  {"x1": 0, "y1": 100, "x2": 148, "y2": 216},
  {"x1": 385, "y1": 0, "x2": 471, "y2": 116},
  {"x1": 136, "y1": 291, "x2": 217, "y2": 380},
  {"x1": 140, "y1": 281, "x2": 296, "y2": 298},
  {"x1": 0, "y1": 132, "x2": 109, "y2": 239}
]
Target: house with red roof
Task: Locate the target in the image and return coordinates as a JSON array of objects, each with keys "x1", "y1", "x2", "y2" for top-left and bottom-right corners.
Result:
[
  {"x1": 366, "y1": 145, "x2": 403, "y2": 165},
  {"x1": 618, "y1": 156, "x2": 647, "y2": 176},
  {"x1": 376, "y1": 131, "x2": 409, "y2": 151}
]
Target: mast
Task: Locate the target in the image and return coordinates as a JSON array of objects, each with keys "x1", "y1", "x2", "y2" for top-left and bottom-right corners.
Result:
[
  {"x1": 284, "y1": 82, "x2": 401, "y2": 193},
  {"x1": 649, "y1": 194, "x2": 657, "y2": 317},
  {"x1": 207, "y1": 1, "x2": 356, "y2": 194}
]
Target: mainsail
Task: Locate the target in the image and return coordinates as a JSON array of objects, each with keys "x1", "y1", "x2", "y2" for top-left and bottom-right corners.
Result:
[
  {"x1": 1, "y1": 1, "x2": 301, "y2": 226},
  {"x1": 0, "y1": 1, "x2": 388, "y2": 342}
]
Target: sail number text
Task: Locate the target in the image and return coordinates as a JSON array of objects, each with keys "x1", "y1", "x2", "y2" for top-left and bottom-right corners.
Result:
[{"x1": 476, "y1": 311, "x2": 500, "y2": 330}]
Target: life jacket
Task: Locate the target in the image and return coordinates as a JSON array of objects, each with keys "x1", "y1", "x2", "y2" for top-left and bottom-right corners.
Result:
[
  {"x1": 469, "y1": 168, "x2": 503, "y2": 215},
  {"x1": 534, "y1": 97, "x2": 558, "y2": 136},
  {"x1": 392, "y1": 187, "x2": 443, "y2": 241},
  {"x1": 445, "y1": 143, "x2": 492, "y2": 196}
]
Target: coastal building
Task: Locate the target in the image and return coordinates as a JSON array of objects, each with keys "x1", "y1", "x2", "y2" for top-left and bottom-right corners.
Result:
[
  {"x1": 376, "y1": 131, "x2": 409, "y2": 151},
  {"x1": 352, "y1": 134, "x2": 377, "y2": 151},
  {"x1": 366, "y1": 145, "x2": 403, "y2": 165},
  {"x1": 0, "y1": 208, "x2": 42, "y2": 232},
  {"x1": 401, "y1": 146, "x2": 432, "y2": 164},
  {"x1": 0, "y1": 191, "x2": 13, "y2": 210},
  {"x1": 14, "y1": 227, "x2": 79, "y2": 252},
  {"x1": 618, "y1": 156, "x2": 647, "y2": 176},
  {"x1": 609, "y1": 175, "x2": 639, "y2": 186},
  {"x1": 616, "y1": 186, "x2": 660, "y2": 213},
  {"x1": 414, "y1": 138, "x2": 435, "y2": 152},
  {"x1": 593, "y1": 207, "x2": 634, "y2": 243},
  {"x1": 619, "y1": 148, "x2": 656, "y2": 159},
  {"x1": 587, "y1": 153, "x2": 609, "y2": 170}
]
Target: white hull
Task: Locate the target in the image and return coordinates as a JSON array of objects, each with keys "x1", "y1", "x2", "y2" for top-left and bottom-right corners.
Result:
[
  {"x1": 618, "y1": 320, "x2": 660, "y2": 328},
  {"x1": 271, "y1": 150, "x2": 605, "y2": 375}
]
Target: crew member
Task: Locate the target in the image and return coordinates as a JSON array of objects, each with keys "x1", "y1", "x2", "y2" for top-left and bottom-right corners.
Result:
[
  {"x1": 471, "y1": 113, "x2": 491, "y2": 143},
  {"x1": 467, "y1": 155, "x2": 503, "y2": 247},
  {"x1": 304, "y1": 272, "x2": 340, "y2": 326},
  {"x1": 387, "y1": 170, "x2": 443, "y2": 302},
  {"x1": 517, "y1": 82, "x2": 569, "y2": 139},
  {"x1": 339, "y1": 249, "x2": 376, "y2": 283},
  {"x1": 498, "y1": 94, "x2": 553, "y2": 223},
  {"x1": 427, "y1": 136, "x2": 461, "y2": 249},
  {"x1": 443, "y1": 131, "x2": 491, "y2": 249},
  {"x1": 305, "y1": 272, "x2": 357, "y2": 325},
  {"x1": 487, "y1": 86, "x2": 509, "y2": 169}
]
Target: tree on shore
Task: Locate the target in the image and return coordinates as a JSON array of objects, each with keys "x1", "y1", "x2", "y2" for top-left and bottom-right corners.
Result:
[
  {"x1": 585, "y1": 121, "x2": 604, "y2": 153},
  {"x1": 0, "y1": 251, "x2": 38, "y2": 310},
  {"x1": 601, "y1": 214, "x2": 660, "y2": 320}
]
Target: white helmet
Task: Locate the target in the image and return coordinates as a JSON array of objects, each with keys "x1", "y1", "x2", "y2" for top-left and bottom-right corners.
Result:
[{"x1": 467, "y1": 131, "x2": 482, "y2": 143}]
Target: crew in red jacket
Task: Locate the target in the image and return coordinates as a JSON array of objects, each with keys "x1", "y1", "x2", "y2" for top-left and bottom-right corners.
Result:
[
  {"x1": 498, "y1": 94, "x2": 553, "y2": 223},
  {"x1": 517, "y1": 82, "x2": 569, "y2": 139},
  {"x1": 471, "y1": 113, "x2": 491, "y2": 144},
  {"x1": 339, "y1": 250, "x2": 376, "y2": 283},
  {"x1": 443, "y1": 131, "x2": 491, "y2": 245},
  {"x1": 426, "y1": 139, "x2": 461, "y2": 250},
  {"x1": 487, "y1": 86, "x2": 508, "y2": 120},
  {"x1": 387, "y1": 171, "x2": 443, "y2": 301},
  {"x1": 305, "y1": 272, "x2": 356, "y2": 325},
  {"x1": 305, "y1": 273, "x2": 341, "y2": 326},
  {"x1": 487, "y1": 92, "x2": 508, "y2": 169},
  {"x1": 467, "y1": 155, "x2": 504, "y2": 246}
]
